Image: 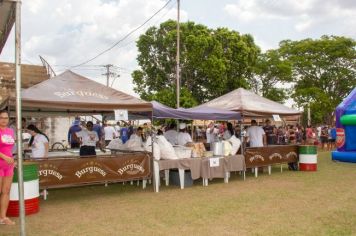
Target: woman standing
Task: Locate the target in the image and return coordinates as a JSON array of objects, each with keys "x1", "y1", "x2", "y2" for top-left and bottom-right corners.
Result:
[
  {"x1": 27, "y1": 124, "x2": 49, "y2": 158},
  {"x1": 223, "y1": 122, "x2": 234, "y2": 140},
  {"x1": 0, "y1": 110, "x2": 16, "y2": 225}
]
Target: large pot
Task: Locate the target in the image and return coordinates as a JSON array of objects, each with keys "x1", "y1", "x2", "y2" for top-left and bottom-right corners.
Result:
[{"x1": 212, "y1": 141, "x2": 224, "y2": 156}]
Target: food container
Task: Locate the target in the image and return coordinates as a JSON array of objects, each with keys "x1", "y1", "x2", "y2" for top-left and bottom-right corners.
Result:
[
  {"x1": 203, "y1": 151, "x2": 213, "y2": 158},
  {"x1": 192, "y1": 142, "x2": 206, "y2": 157},
  {"x1": 173, "y1": 146, "x2": 192, "y2": 159},
  {"x1": 212, "y1": 141, "x2": 224, "y2": 156}
]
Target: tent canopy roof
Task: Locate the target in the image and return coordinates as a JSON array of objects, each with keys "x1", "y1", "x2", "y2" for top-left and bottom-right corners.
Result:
[
  {"x1": 197, "y1": 88, "x2": 301, "y2": 117},
  {"x1": 152, "y1": 101, "x2": 241, "y2": 120},
  {"x1": 3, "y1": 70, "x2": 152, "y2": 114}
]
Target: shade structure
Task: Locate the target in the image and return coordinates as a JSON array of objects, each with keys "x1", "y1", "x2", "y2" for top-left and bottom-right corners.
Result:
[
  {"x1": 1, "y1": 70, "x2": 152, "y2": 114},
  {"x1": 197, "y1": 88, "x2": 301, "y2": 118},
  {"x1": 152, "y1": 101, "x2": 241, "y2": 120}
]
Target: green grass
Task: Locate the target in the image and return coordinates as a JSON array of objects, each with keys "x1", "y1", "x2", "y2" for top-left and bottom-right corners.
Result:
[{"x1": 2, "y1": 152, "x2": 356, "y2": 236}]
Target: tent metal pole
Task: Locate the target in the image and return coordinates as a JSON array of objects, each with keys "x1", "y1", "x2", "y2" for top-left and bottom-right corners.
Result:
[
  {"x1": 240, "y1": 116, "x2": 244, "y2": 155},
  {"x1": 151, "y1": 112, "x2": 157, "y2": 192},
  {"x1": 176, "y1": 0, "x2": 180, "y2": 109},
  {"x1": 14, "y1": 0, "x2": 26, "y2": 235}
]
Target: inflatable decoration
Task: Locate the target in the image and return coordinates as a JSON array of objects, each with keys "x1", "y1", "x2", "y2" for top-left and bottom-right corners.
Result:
[{"x1": 332, "y1": 88, "x2": 356, "y2": 163}]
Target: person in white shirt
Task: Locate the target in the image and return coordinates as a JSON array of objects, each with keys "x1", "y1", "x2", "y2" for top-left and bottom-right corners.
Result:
[
  {"x1": 177, "y1": 123, "x2": 193, "y2": 146},
  {"x1": 210, "y1": 125, "x2": 219, "y2": 143},
  {"x1": 27, "y1": 124, "x2": 49, "y2": 158},
  {"x1": 75, "y1": 121, "x2": 99, "y2": 157},
  {"x1": 164, "y1": 123, "x2": 178, "y2": 145},
  {"x1": 103, "y1": 123, "x2": 117, "y2": 146},
  {"x1": 114, "y1": 121, "x2": 121, "y2": 138},
  {"x1": 245, "y1": 120, "x2": 266, "y2": 147},
  {"x1": 206, "y1": 122, "x2": 213, "y2": 144}
]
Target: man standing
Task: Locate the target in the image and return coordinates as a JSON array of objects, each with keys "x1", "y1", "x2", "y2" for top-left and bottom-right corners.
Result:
[
  {"x1": 114, "y1": 121, "x2": 121, "y2": 138},
  {"x1": 74, "y1": 121, "x2": 99, "y2": 157},
  {"x1": 245, "y1": 120, "x2": 266, "y2": 147},
  {"x1": 263, "y1": 119, "x2": 277, "y2": 145},
  {"x1": 164, "y1": 123, "x2": 178, "y2": 145},
  {"x1": 68, "y1": 118, "x2": 82, "y2": 148},
  {"x1": 177, "y1": 123, "x2": 193, "y2": 146},
  {"x1": 104, "y1": 122, "x2": 117, "y2": 146},
  {"x1": 120, "y1": 124, "x2": 129, "y2": 144},
  {"x1": 93, "y1": 121, "x2": 103, "y2": 140},
  {"x1": 127, "y1": 121, "x2": 134, "y2": 139},
  {"x1": 329, "y1": 125, "x2": 337, "y2": 150}
]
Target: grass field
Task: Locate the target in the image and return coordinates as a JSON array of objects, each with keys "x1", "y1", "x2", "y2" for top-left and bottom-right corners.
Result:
[{"x1": 1, "y1": 151, "x2": 356, "y2": 236}]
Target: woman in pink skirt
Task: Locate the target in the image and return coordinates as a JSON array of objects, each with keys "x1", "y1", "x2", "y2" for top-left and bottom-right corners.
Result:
[{"x1": 0, "y1": 110, "x2": 16, "y2": 225}]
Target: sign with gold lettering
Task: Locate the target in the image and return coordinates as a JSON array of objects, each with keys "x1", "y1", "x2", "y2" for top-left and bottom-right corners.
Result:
[
  {"x1": 244, "y1": 145, "x2": 298, "y2": 168},
  {"x1": 35, "y1": 153, "x2": 151, "y2": 188}
]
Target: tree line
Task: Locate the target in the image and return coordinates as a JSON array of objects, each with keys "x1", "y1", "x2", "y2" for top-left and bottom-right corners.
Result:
[{"x1": 132, "y1": 20, "x2": 356, "y2": 125}]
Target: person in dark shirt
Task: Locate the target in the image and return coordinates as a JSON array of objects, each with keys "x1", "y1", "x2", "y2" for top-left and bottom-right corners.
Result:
[
  {"x1": 93, "y1": 121, "x2": 103, "y2": 139},
  {"x1": 127, "y1": 121, "x2": 134, "y2": 139},
  {"x1": 263, "y1": 119, "x2": 277, "y2": 145},
  {"x1": 120, "y1": 124, "x2": 129, "y2": 144},
  {"x1": 320, "y1": 126, "x2": 329, "y2": 151},
  {"x1": 328, "y1": 126, "x2": 337, "y2": 151},
  {"x1": 68, "y1": 118, "x2": 82, "y2": 148}
]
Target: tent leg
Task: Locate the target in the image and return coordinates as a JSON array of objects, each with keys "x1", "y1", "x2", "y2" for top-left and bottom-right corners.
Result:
[
  {"x1": 165, "y1": 170, "x2": 170, "y2": 186},
  {"x1": 153, "y1": 161, "x2": 160, "y2": 193},
  {"x1": 178, "y1": 169, "x2": 184, "y2": 189}
]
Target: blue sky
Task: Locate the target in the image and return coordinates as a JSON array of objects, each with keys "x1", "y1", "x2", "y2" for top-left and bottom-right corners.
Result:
[{"x1": 1, "y1": 0, "x2": 355, "y2": 97}]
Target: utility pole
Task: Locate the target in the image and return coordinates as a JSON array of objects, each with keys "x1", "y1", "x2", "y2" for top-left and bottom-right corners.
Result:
[
  {"x1": 102, "y1": 64, "x2": 120, "y2": 87},
  {"x1": 176, "y1": 0, "x2": 180, "y2": 108},
  {"x1": 103, "y1": 64, "x2": 113, "y2": 87}
]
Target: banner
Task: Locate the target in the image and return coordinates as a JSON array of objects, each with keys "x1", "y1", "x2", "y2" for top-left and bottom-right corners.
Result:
[
  {"x1": 33, "y1": 153, "x2": 151, "y2": 188},
  {"x1": 244, "y1": 145, "x2": 298, "y2": 168}
]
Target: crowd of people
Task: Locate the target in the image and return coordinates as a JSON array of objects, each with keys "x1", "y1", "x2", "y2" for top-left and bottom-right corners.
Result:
[
  {"x1": 161, "y1": 119, "x2": 337, "y2": 151},
  {"x1": 67, "y1": 118, "x2": 151, "y2": 156}
]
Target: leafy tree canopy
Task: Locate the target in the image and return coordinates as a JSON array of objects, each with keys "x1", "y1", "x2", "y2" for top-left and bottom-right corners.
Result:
[{"x1": 132, "y1": 20, "x2": 260, "y2": 107}]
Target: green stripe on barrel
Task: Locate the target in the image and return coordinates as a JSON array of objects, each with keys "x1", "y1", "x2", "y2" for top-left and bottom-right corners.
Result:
[
  {"x1": 299, "y1": 145, "x2": 317, "y2": 155},
  {"x1": 12, "y1": 162, "x2": 39, "y2": 183},
  {"x1": 340, "y1": 114, "x2": 356, "y2": 125}
]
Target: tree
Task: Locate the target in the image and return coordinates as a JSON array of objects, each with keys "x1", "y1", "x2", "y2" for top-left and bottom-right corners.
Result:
[
  {"x1": 132, "y1": 20, "x2": 260, "y2": 107},
  {"x1": 252, "y1": 49, "x2": 292, "y2": 103},
  {"x1": 279, "y1": 36, "x2": 356, "y2": 124}
]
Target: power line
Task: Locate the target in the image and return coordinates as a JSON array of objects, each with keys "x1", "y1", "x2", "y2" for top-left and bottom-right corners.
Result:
[
  {"x1": 70, "y1": 0, "x2": 173, "y2": 69},
  {"x1": 113, "y1": 0, "x2": 176, "y2": 50}
]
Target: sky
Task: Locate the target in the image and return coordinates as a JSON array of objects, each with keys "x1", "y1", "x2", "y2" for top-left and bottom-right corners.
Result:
[{"x1": 1, "y1": 0, "x2": 355, "y2": 99}]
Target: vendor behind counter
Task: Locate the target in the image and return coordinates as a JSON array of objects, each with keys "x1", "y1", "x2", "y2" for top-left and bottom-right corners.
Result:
[
  {"x1": 177, "y1": 123, "x2": 193, "y2": 146},
  {"x1": 74, "y1": 121, "x2": 99, "y2": 157}
]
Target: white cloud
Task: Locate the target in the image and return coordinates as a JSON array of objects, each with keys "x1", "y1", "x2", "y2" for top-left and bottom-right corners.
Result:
[
  {"x1": 224, "y1": 0, "x2": 356, "y2": 36},
  {"x1": 0, "y1": 0, "x2": 187, "y2": 96}
]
